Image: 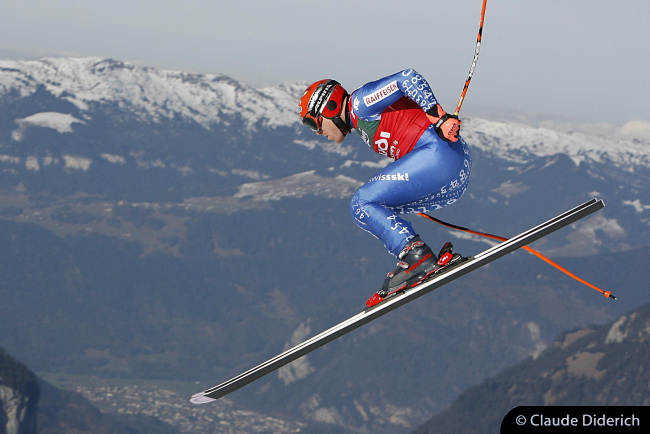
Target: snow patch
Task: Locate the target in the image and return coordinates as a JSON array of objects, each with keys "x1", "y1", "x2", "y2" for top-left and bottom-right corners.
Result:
[
  {"x1": 278, "y1": 322, "x2": 315, "y2": 385},
  {"x1": 526, "y1": 322, "x2": 547, "y2": 359},
  {"x1": 623, "y1": 199, "x2": 650, "y2": 213},
  {"x1": 491, "y1": 180, "x2": 530, "y2": 198},
  {"x1": 235, "y1": 170, "x2": 362, "y2": 201},
  {"x1": 63, "y1": 155, "x2": 92, "y2": 171},
  {"x1": 12, "y1": 112, "x2": 85, "y2": 141},
  {"x1": 605, "y1": 315, "x2": 629, "y2": 344},
  {"x1": 605, "y1": 312, "x2": 650, "y2": 344},
  {"x1": 100, "y1": 153, "x2": 126, "y2": 164},
  {"x1": 0, "y1": 155, "x2": 20, "y2": 164},
  {"x1": 25, "y1": 156, "x2": 40, "y2": 171},
  {"x1": 130, "y1": 152, "x2": 166, "y2": 169},
  {"x1": 299, "y1": 394, "x2": 343, "y2": 425},
  {"x1": 231, "y1": 168, "x2": 266, "y2": 180},
  {"x1": 556, "y1": 215, "x2": 627, "y2": 255},
  {"x1": 575, "y1": 215, "x2": 626, "y2": 240}
]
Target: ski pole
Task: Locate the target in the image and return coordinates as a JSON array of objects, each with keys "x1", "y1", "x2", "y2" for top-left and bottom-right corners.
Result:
[
  {"x1": 435, "y1": 1, "x2": 615, "y2": 299},
  {"x1": 454, "y1": 0, "x2": 488, "y2": 116},
  {"x1": 417, "y1": 213, "x2": 617, "y2": 300}
]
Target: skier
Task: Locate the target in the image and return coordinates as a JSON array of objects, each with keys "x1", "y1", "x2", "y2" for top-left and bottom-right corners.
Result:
[{"x1": 298, "y1": 68, "x2": 471, "y2": 298}]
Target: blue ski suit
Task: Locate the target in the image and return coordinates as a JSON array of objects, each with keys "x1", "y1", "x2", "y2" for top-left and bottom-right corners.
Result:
[{"x1": 348, "y1": 69, "x2": 471, "y2": 257}]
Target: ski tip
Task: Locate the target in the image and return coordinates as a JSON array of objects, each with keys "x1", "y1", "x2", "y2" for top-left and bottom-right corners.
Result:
[{"x1": 190, "y1": 393, "x2": 216, "y2": 404}]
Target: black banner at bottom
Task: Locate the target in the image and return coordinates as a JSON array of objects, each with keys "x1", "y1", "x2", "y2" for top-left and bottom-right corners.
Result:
[{"x1": 501, "y1": 406, "x2": 647, "y2": 433}]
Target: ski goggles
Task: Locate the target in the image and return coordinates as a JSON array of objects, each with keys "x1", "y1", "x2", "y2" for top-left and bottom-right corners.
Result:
[{"x1": 302, "y1": 113, "x2": 323, "y2": 132}]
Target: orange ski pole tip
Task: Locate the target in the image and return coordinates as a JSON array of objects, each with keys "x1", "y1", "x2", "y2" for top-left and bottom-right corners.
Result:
[{"x1": 603, "y1": 291, "x2": 617, "y2": 300}]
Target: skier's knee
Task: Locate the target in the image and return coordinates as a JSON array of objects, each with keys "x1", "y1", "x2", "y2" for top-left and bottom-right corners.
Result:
[{"x1": 350, "y1": 194, "x2": 370, "y2": 228}]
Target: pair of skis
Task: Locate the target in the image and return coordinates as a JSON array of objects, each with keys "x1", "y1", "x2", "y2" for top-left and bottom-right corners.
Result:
[
  {"x1": 191, "y1": 1, "x2": 612, "y2": 405},
  {"x1": 191, "y1": 198, "x2": 608, "y2": 404}
]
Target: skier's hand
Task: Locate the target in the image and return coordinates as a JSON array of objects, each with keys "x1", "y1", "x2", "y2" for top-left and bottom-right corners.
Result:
[
  {"x1": 434, "y1": 113, "x2": 461, "y2": 142},
  {"x1": 426, "y1": 104, "x2": 461, "y2": 142}
]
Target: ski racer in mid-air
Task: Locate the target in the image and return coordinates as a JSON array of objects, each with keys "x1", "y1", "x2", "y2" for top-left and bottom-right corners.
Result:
[{"x1": 299, "y1": 68, "x2": 472, "y2": 300}]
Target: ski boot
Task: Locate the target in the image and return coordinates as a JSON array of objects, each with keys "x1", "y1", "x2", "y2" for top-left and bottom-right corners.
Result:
[{"x1": 366, "y1": 238, "x2": 466, "y2": 307}]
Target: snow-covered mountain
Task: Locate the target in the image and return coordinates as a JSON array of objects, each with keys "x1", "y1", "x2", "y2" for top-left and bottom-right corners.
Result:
[
  {"x1": 2, "y1": 57, "x2": 649, "y2": 172},
  {"x1": 0, "y1": 57, "x2": 301, "y2": 129},
  {"x1": 2, "y1": 57, "x2": 650, "y2": 433},
  {"x1": 4, "y1": 57, "x2": 648, "y2": 250},
  {"x1": 464, "y1": 117, "x2": 650, "y2": 171}
]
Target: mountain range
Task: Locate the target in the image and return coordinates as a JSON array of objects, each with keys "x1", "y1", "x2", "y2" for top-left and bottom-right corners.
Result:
[
  {"x1": 1, "y1": 57, "x2": 649, "y2": 432},
  {"x1": 415, "y1": 301, "x2": 650, "y2": 433}
]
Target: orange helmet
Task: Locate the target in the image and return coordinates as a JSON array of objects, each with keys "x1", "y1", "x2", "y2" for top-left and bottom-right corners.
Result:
[{"x1": 298, "y1": 79, "x2": 349, "y2": 134}]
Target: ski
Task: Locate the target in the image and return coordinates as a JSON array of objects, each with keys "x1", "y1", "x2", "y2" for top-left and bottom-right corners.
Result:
[{"x1": 190, "y1": 198, "x2": 605, "y2": 404}]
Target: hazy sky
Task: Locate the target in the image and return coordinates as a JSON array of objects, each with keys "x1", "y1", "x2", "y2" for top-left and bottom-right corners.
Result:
[{"x1": 2, "y1": 0, "x2": 649, "y2": 139}]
